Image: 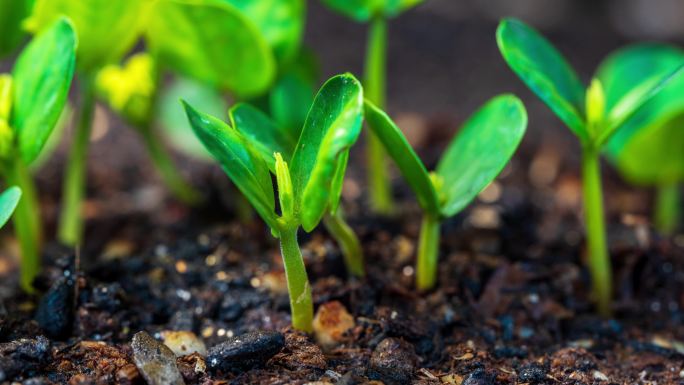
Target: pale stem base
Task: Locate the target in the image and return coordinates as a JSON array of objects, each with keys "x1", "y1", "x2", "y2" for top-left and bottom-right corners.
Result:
[
  {"x1": 655, "y1": 182, "x2": 680, "y2": 235},
  {"x1": 416, "y1": 214, "x2": 440, "y2": 291},
  {"x1": 279, "y1": 226, "x2": 313, "y2": 332}
]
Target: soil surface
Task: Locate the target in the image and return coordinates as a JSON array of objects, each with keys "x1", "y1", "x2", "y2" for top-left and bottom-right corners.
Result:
[{"x1": 4, "y1": 1, "x2": 684, "y2": 384}]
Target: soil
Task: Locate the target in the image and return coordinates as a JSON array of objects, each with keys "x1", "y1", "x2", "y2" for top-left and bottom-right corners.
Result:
[{"x1": 3, "y1": 2, "x2": 684, "y2": 385}]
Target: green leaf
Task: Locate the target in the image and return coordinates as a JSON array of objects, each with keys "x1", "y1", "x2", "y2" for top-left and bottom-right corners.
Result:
[
  {"x1": 496, "y1": 18, "x2": 586, "y2": 141},
  {"x1": 230, "y1": 103, "x2": 297, "y2": 170},
  {"x1": 182, "y1": 101, "x2": 278, "y2": 228},
  {"x1": 158, "y1": 76, "x2": 226, "y2": 162},
  {"x1": 11, "y1": 17, "x2": 76, "y2": 164},
  {"x1": 221, "y1": 0, "x2": 305, "y2": 63},
  {"x1": 290, "y1": 74, "x2": 363, "y2": 231},
  {"x1": 147, "y1": 0, "x2": 276, "y2": 98},
  {"x1": 363, "y1": 99, "x2": 440, "y2": 215},
  {"x1": 595, "y1": 44, "x2": 684, "y2": 146},
  {"x1": 0, "y1": 186, "x2": 21, "y2": 229},
  {"x1": 27, "y1": 0, "x2": 144, "y2": 72},
  {"x1": 320, "y1": 0, "x2": 423, "y2": 21},
  {"x1": 270, "y1": 48, "x2": 319, "y2": 138},
  {"x1": 436, "y1": 94, "x2": 527, "y2": 218},
  {"x1": 0, "y1": 0, "x2": 31, "y2": 57}
]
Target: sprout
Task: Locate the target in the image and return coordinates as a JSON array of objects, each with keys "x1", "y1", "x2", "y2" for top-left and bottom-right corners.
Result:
[
  {"x1": 0, "y1": 18, "x2": 76, "y2": 291},
  {"x1": 183, "y1": 74, "x2": 364, "y2": 331},
  {"x1": 0, "y1": 186, "x2": 21, "y2": 230},
  {"x1": 496, "y1": 18, "x2": 684, "y2": 315},
  {"x1": 365, "y1": 94, "x2": 527, "y2": 291},
  {"x1": 320, "y1": 0, "x2": 425, "y2": 214},
  {"x1": 599, "y1": 44, "x2": 684, "y2": 235}
]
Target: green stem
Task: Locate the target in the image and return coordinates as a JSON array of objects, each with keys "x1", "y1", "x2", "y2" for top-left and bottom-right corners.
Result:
[
  {"x1": 415, "y1": 213, "x2": 440, "y2": 291},
  {"x1": 655, "y1": 182, "x2": 680, "y2": 235},
  {"x1": 58, "y1": 75, "x2": 96, "y2": 246},
  {"x1": 581, "y1": 148, "x2": 611, "y2": 317},
  {"x1": 365, "y1": 16, "x2": 394, "y2": 215},
  {"x1": 4, "y1": 157, "x2": 41, "y2": 292},
  {"x1": 323, "y1": 210, "x2": 365, "y2": 277},
  {"x1": 139, "y1": 123, "x2": 202, "y2": 204},
  {"x1": 278, "y1": 226, "x2": 313, "y2": 332}
]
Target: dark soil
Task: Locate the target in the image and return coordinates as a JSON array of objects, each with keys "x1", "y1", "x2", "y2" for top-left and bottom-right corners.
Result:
[{"x1": 4, "y1": 2, "x2": 684, "y2": 384}]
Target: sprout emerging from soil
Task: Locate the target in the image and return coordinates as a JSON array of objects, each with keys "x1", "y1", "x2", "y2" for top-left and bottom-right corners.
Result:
[
  {"x1": 599, "y1": 44, "x2": 684, "y2": 235},
  {"x1": 0, "y1": 18, "x2": 76, "y2": 291},
  {"x1": 183, "y1": 74, "x2": 364, "y2": 331},
  {"x1": 364, "y1": 94, "x2": 527, "y2": 291},
  {"x1": 320, "y1": 0, "x2": 425, "y2": 214},
  {"x1": 496, "y1": 18, "x2": 684, "y2": 316}
]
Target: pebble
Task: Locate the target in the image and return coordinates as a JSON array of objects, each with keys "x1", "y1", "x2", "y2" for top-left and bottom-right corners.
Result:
[
  {"x1": 368, "y1": 338, "x2": 417, "y2": 385},
  {"x1": 313, "y1": 301, "x2": 355, "y2": 350},
  {"x1": 0, "y1": 336, "x2": 50, "y2": 382},
  {"x1": 131, "y1": 331, "x2": 185, "y2": 385},
  {"x1": 161, "y1": 330, "x2": 207, "y2": 357},
  {"x1": 35, "y1": 276, "x2": 75, "y2": 339},
  {"x1": 206, "y1": 330, "x2": 284, "y2": 373}
]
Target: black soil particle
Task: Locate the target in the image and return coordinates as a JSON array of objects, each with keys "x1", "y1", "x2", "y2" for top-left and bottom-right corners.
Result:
[{"x1": 206, "y1": 330, "x2": 285, "y2": 373}]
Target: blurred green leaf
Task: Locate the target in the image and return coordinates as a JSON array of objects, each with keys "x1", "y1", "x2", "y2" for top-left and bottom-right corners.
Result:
[
  {"x1": 290, "y1": 74, "x2": 363, "y2": 231},
  {"x1": 182, "y1": 100, "x2": 278, "y2": 228},
  {"x1": 496, "y1": 18, "x2": 586, "y2": 141},
  {"x1": 320, "y1": 0, "x2": 423, "y2": 22},
  {"x1": 222, "y1": 0, "x2": 305, "y2": 63},
  {"x1": 230, "y1": 103, "x2": 297, "y2": 170},
  {"x1": 158, "y1": 76, "x2": 226, "y2": 162},
  {"x1": 436, "y1": 94, "x2": 527, "y2": 217},
  {"x1": 28, "y1": 0, "x2": 144, "y2": 72},
  {"x1": 147, "y1": 0, "x2": 276, "y2": 97},
  {"x1": 0, "y1": 186, "x2": 21, "y2": 229},
  {"x1": 364, "y1": 99, "x2": 440, "y2": 215},
  {"x1": 12, "y1": 17, "x2": 76, "y2": 164},
  {"x1": 0, "y1": 0, "x2": 32, "y2": 57}
]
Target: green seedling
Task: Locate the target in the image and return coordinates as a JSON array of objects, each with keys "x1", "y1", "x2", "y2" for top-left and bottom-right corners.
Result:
[
  {"x1": 28, "y1": 0, "x2": 302, "y2": 245},
  {"x1": 599, "y1": 44, "x2": 684, "y2": 235},
  {"x1": 183, "y1": 74, "x2": 364, "y2": 331},
  {"x1": 321, "y1": 0, "x2": 424, "y2": 214},
  {"x1": 497, "y1": 18, "x2": 684, "y2": 315},
  {"x1": 365, "y1": 94, "x2": 527, "y2": 291},
  {"x1": 0, "y1": 18, "x2": 76, "y2": 291},
  {"x1": 0, "y1": 186, "x2": 21, "y2": 229}
]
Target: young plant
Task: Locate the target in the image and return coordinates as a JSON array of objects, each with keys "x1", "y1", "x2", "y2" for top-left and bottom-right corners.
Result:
[
  {"x1": 496, "y1": 18, "x2": 684, "y2": 315},
  {"x1": 183, "y1": 74, "x2": 364, "y2": 331},
  {"x1": 0, "y1": 18, "x2": 76, "y2": 291},
  {"x1": 364, "y1": 94, "x2": 527, "y2": 291},
  {"x1": 599, "y1": 44, "x2": 684, "y2": 235},
  {"x1": 320, "y1": 0, "x2": 424, "y2": 214},
  {"x1": 0, "y1": 187, "x2": 21, "y2": 229}
]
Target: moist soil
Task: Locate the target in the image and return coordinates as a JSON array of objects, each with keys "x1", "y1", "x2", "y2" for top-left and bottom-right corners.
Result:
[{"x1": 2, "y1": 113, "x2": 684, "y2": 385}]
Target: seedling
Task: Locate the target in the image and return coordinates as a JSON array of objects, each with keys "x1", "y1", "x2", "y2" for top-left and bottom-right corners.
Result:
[
  {"x1": 28, "y1": 0, "x2": 296, "y2": 245},
  {"x1": 183, "y1": 74, "x2": 364, "y2": 331},
  {"x1": 497, "y1": 18, "x2": 684, "y2": 315},
  {"x1": 321, "y1": 0, "x2": 424, "y2": 214},
  {"x1": 364, "y1": 94, "x2": 527, "y2": 291},
  {"x1": 0, "y1": 18, "x2": 76, "y2": 291},
  {"x1": 599, "y1": 44, "x2": 684, "y2": 235},
  {"x1": 0, "y1": 187, "x2": 21, "y2": 229}
]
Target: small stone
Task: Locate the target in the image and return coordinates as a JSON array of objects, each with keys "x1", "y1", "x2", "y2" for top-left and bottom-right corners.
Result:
[
  {"x1": 517, "y1": 362, "x2": 548, "y2": 383},
  {"x1": 161, "y1": 331, "x2": 207, "y2": 357},
  {"x1": 206, "y1": 330, "x2": 284, "y2": 373},
  {"x1": 593, "y1": 370, "x2": 609, "y2": 381},
  {"x1": 35, "y1": 276, "x2": 75, "y2": 339},
  {"x1": 313, "y1": 301, "x2": 355, "y2": 350},
  {"x1": 463, "y1": 368, "x2": 496, "y2": 385},
  {"x1": 368, "y1": 338, "x2": 417, "y2": 385},
  {"x1": 131, "y1": 331, "x2": 185, "y2": 385},
  {"x1": 0, "y1": 336, "x2": 50, "y2": 382}
]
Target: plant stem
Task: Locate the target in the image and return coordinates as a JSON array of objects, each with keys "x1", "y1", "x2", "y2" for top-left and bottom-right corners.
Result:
[
  {"x1": 415, "y1": 213, "x2": 440, "y2": 291},
  {"x1": 59, "y1": 75, "x2": 96, "y2": 246},
  {"x1": 581, "y1": 148, "x2": 611, "y2": 317},
  {"x1": 139, "y1": 123, "x2": 202, "y2": 204},
  {"x1": 655, "y1": 182, "x2": 680, "y2": 235},
  {"x1": 278, "y1": 226, "x2": 313, "y2": 332},
  {"x1": 323, "y1": 210, "x2": 365, "y2": 277},
  {"x1": 4, "y1": 157, "x2": 41, "y2": 292},
  {"x1": 365, "y1": 15, "x2": 394, "y2": 215}
]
